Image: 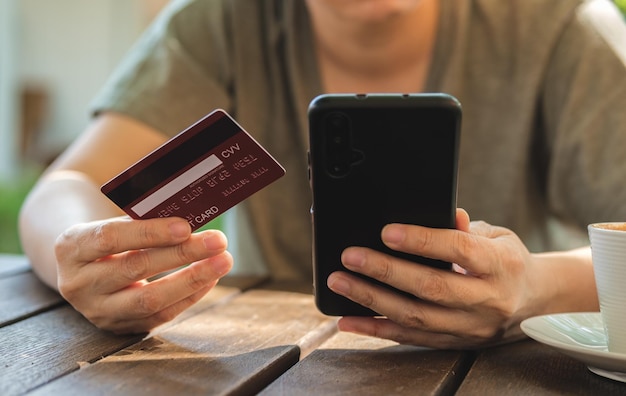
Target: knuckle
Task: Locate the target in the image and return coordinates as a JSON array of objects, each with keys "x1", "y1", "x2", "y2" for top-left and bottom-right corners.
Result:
[
  {"x1": 173, "y1": 242, "x2": 199, "y2": 265},
  {"x1": 54, "y1": 225, "x2": 83, "y2": 262},
  {"x1": 370, "y1": 320, "x2": 391, "y2": 340},
  {"x1": 64, "y1": 299, "x2": 110, "y2": 330},
  {"x1": 137, "y1": 221, "x2": 161, "y2": 245},
  {"x1": 399, "y1": 305, "x2": 430, "y2": 330},
  {"x1": 185, "y1": 264, "x2": 210, "y2": 291},
  {"x1": 85, "y1": 310, "x2": 108, "y2": 328},
  {"x1": 151, "y1": 308, "x2": 179, "y2": 325},
  {"x1": 135, "y1": 288, "x2": 163, "y2": 315},
  {"x1": 465, "y1": 301, "x2": 514, "y2": 342},
  {"x1": 92, "y1": 222, "x2": 119, "y2": 256},
  {"x1": 413, "y1": 270, "x2": 447, "y2": 303},
  {"x1": 374, "y1": 255, "x2": 395, "y2": 282},
  {"x1": 469, "y1": 324, "x2": 506, "y2": 342},
  {"x1": 380, "y1": 324, "x2": 414, "y2": 345},
  {"x1": 491, "y1": 300, "x2": 516, "y2": 322},
  {"x1": 58, "y1": 280, "x2": 78, "y2": 302},
  {"x1": 416, "y1": 228, "x2": 435, "y2": 252},
  {"x1": 472, "y1": 220, "x2": 491, "y2": 230},
  {"x1": 54, "y1": 231, "x2": 71, "y2": 260},
  {"x1": 356, "y1": 288, "x2": 376, "y2": 309},
  {"x1": 120, "y1": 250, "x2": 151, "y2": 281},
  {"x1": 451, "y1": 232, "x2": 480, "y2": 264},
  {"x1": 57, "y1": 272, "x2": 89, "y2": 304}
]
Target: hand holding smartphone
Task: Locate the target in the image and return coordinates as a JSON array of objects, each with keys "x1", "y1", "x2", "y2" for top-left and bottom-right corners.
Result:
[{"x1": 308, "y1": 93, "x2": 462, "y2": 316}]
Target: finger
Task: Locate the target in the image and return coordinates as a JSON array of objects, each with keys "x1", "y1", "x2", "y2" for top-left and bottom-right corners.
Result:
[
  {"x1": 95, "y1": 251, "x2": 233, "y2": 326},
  {"x1": 57, "y1": 217, "x2": 192, "y2": 265},
  {"x1": 456, "y1": 208, "x2": 470, "y2": 232},
  {"x1": 337, "y1": 317, "x2": 476, "y2": 350},
  {"x1": 328, "y1": 269, "x2": 480, "y2": 325},
  {"x1": 327, "y1": 271, "x2": 506, "y2": 345},
  {"x1": 98, "y1": 284, "x2": 214, "y2": 334},
  {"x1": 340, "y1": 247, "x2": 484, "y2": 308},
  {"x1": 141, "y1": 250, "x2": 233, "y2": 310},
  {"x1": 381, "y1": 208, "x2": 468, "y2": 262},
  {"x1": 380, "y1": 223, "x2": 495, "y2": 275},
  {"x1": 94, "y1": 230, "x2": 228, "y2": 293},
  {"x1": 338, "y1": 315, "x2": 526, "y2": 350}
]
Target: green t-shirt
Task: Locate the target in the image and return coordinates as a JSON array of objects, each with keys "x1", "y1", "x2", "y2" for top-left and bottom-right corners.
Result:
[{"x1": 91, "y1": 0, "x2": 626, "y2": 280}]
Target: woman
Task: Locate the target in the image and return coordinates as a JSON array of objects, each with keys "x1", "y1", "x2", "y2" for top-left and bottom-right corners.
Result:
[{"x1": 19, "y1": 0, "x2": 626, "y2": 348}]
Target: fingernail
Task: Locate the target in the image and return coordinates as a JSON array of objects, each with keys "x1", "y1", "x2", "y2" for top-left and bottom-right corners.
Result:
[
  {"x1": 169, "y1": 220, "x2": 190, "y2": 239},
  {"x1": 328, "y1": 275, "x2": 350, "y2": 295},
  {"x1": 382, "y1": 225, "x2": 405, "y2": 245},
  {"x1": 203, "y1": 232, "x2": 226, "y2": 251}
]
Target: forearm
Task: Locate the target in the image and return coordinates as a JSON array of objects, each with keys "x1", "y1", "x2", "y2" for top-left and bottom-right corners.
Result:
[
  {"x1": 531, "y1": 247, "x2": 598, "y2": 315},
  {"x1": 18, "y1": 170, "x2": 123, "y2": 290}
]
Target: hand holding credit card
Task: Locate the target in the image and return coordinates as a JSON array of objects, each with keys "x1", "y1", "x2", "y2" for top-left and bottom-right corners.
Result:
[{"x1": 101, "y1": 110, "x2": 285, "y2": 230}]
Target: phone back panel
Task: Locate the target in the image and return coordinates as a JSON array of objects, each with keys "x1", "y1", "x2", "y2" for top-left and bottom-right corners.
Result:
[{"x1": 308, "y1": 93, "x2": 462, "y2": 316}]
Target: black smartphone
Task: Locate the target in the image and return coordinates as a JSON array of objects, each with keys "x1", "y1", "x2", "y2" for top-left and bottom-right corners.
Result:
[{"x1": 308, "y1": 93, "x2": 462, "y2": 316}]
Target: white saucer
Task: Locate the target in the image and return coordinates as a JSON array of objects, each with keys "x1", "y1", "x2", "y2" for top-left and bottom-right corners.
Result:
[{"x1": 521, "y1": 312, "x2": 626, "y2": 382}]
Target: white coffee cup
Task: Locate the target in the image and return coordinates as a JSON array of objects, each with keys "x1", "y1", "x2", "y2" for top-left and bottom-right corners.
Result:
[{"x1": 588, "y1": 222, "x2": 626, "y2": 354}]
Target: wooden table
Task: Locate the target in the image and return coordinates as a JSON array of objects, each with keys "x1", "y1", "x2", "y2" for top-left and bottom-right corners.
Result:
[{"x1": 2, "y1": 253, "x2": 625, "y2": 395}]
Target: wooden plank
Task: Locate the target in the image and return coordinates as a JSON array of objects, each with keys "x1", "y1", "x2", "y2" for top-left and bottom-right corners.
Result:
[
  {"x1": 260, "y1": 331, "x2": 475, "y2": 396},
  {"x1": 0, "y1": 271, "x2": 64, "y2": 328},
  {"x1": 30, "y1": 290, "x2": 336, "y2": 395},
  {"x1": 148, "y1": 282, "x2": 243, "y2": 335},
  {"x1": 456, "y1": 339, "x2": 626, "y2": 395},
  {"x1": 0, "y1": 285, "x2": 242, "y2": 396},
  {"x1": 0, "y1": 305, "x2": 143, "y2": 396},
  {"x1": 0, "y1": 253, "x2": 31, "y2": 277}
]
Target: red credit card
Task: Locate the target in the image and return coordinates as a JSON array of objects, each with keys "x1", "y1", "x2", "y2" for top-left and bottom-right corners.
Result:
[{"x1": 101, "y1": 109, "x2": 285, "y2": 231}]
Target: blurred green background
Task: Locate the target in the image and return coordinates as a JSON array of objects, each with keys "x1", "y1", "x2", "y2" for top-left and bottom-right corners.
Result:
[{"x1": 0, "y1": 169, "x2": 38, "y2": 253}]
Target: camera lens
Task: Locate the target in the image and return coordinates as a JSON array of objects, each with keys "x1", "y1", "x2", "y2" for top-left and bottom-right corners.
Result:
[
  {"x1": 329, "y1": 161, "x2": 349, "y2": 176},
  {"x1": 332, "y1": 132, "x2": 345, "y2": 146},
  {"x1": 327, "y1": 113, "x2": 347, "y2": 131}
]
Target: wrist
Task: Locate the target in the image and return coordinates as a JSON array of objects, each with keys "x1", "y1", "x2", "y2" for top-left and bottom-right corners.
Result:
[{"x1": 530, "y1": 247, "x2": 598, "y2": 315}]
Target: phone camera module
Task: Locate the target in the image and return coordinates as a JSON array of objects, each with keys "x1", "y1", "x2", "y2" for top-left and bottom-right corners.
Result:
[
  {"x1": 326, "y1": 113, "x2": 350, "y2": 148},
  {"x1": 323, "y1": 112, "x2": 358, "y2": 178},
  {"x1": 327, "y1": 112, "x2": 348, "y2": 131}
]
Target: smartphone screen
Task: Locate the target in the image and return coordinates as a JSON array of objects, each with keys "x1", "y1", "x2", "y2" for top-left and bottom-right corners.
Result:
[{"x1": 308, "y1": 93, "x2": 462, "y2": 316}]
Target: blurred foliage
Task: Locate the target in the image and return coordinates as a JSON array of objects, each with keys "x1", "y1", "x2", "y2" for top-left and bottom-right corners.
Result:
[
  {"x1": 0, "y1": 168, "x2": 40, "y2": 253},
  {"x1": 617, "y1": 0, "x2": 626, "y2": 15}
]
